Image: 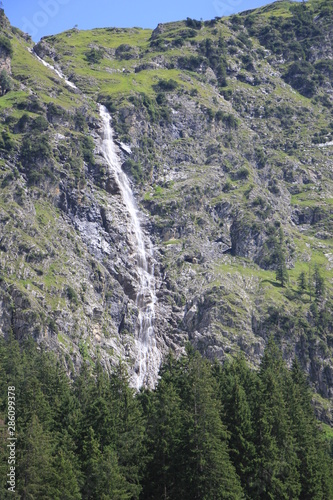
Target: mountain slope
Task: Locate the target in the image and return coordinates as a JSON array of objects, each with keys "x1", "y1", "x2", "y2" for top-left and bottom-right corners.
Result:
[{"x1": 0, "y1": 1, "x2": 333, "y2": 418}]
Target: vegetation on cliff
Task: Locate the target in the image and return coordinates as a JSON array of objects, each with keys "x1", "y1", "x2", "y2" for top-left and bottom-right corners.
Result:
[
  {"x1": 0, "y1": 0, "x2": 332, "y2": 422},
  {"x1": 0, "y1": 336, "x2": 332, "y2": 499}
]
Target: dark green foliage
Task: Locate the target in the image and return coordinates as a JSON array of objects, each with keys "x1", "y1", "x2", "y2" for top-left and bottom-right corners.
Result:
[
  {"x1": 74, "y1": 110, "x2": 87, "y2": 131},
  {"x1": 237, "y1": 32, "x2": 253, "y2": 49},
  {"x1": 220, "y1": 88, "x2": 232, "y2": 100},
  {"x1": 0, "y1": 337, "x2": 331, "y2": 499},
  {"x1": 79, "y1": 135, "x2": 95, "y2": 165},
  {"x1": 47, "y1": 102, "x2": 65, "y2": 122},
  {"x1": 289, "y1": 359, "x2": 333, "y2": 499},
  {"x1": 237, "y1": 166, "x2": 249, "y2": 180},
  {"x1": 122, "y1": 158, "x2": 143, "y2": 183},
  {"x1": 297, "y1": 270, "x2": 307, "y2": 293},
  {"x1": 311, "y1": 264, "x2": 325, "y2": 302},
  {"x1": 0, "y1": 130, "x2": 14, "y2": 152},
  {"x1": 0, "y1": 35, "x2": 13, "y2": 57},
  {"x1": 31, "y1": 115, "x2": 49, "y2": 131},
  {"x1": 284, "y1": 62, "x2": 316, "y2": 98},
  {"x1": 17, "y1": 113, "x2": 30, "y2": 132},
  {"x1": 198, "y1": 37, "x2": 228, "y2": 87},
  {"x1": 0, "y1": 69, "x2": 12, "y2": 96},
  {"x1": 20, "y1": 133, "x2": 51, "y2": 164},
  {"x1": 129, "y1": 93, "x2": 171, "y2": 125},
  {"x1": 185, "y1": 17, "x2": 202, "y2": 29},
  {"x1": 254, "y1": 339, "x2": 301, "y2": 499},
  {"x1": 142, "y1": 348, "x2": 244, "y2": 499},
  {"x1": 115, "y1": 44, "x2": 136, "y2": 60},
  {"x1": 255, "y1": 147, "x2": 265, "y2": 168},
  {"x1": 248, "y1": 1, "x2": 331, "y2": 96},
  {"x1": 178, "y1": 55, "x2": 205, "y2": 71},
  {"x1": 154, "y1": 78, "x2": 179, "y2": 92},
  {"x1": 67, "y1": 286, "x2": 79, "y2": 305},
  {"x1": 223, "y1": 113, "x2": 238, "y2": 129},
  {"x1": 85, "y1": 47, "x2": 104, "y2": 64},
  {"x1": 275, "y1": 228, "x2": 288, "y2": 287}
]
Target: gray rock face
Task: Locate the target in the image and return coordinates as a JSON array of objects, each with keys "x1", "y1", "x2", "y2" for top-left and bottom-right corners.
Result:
[{"x1": 0, "y1": 5, "x2": 332, "y2": 418}]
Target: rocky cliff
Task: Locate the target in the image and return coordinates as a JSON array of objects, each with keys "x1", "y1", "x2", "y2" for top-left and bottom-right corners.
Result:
[{"x1": 0, "y1": 1, "x2": 333, "y2": 419}]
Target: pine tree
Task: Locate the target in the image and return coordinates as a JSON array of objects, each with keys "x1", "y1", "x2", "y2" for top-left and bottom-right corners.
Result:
[
  {"x1": 141, "y1": 358, "x2": 183, "y2": 499},
  {"x1": 253, "y1": 339, "x2": 301, "y2": 499},
  {"x1": 313, "y1": 263, "x2": 325, "y2": 301},
  {"x1": 216, "y1": 357, "x2": 257, "y2": 498},
  {"x1": 52, "y1": 449, "x2": 81, "y2": 500},
  {"x1": 176, "y1": 347, "x2": 244, "y2": 499},
  {"x1": 17, "y1": 415, "x2": 57, "y2": 499},
  {"x1": 297, "y1": 270, "x2": 307, "y2": 293},
  {"x1": 289, "y1": 359, "x2": 333, "y2": 499},
  {"x1": 275, "y1": 232, "x2": 288, "y2": 287}
]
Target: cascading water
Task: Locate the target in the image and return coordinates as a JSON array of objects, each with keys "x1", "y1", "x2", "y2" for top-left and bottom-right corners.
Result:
[
  {"x1": 30, "y1": 48, "x2": 161, "y2": 388},
  {"x1": 99, "y1": 105, "x2": 161, "y2": 389},
  {"x1": 29, "y1": 48, "x2": 77, "y2": 89}
]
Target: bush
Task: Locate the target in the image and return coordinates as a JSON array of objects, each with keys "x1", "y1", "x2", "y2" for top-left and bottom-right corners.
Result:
[
  {"x1": 178, "y1": 55, "x2": 204, "y2": 71},
  {"x1": 20, "y1": 133, "x2": 52, "y2": 166},
  {"x1": 80, "y1": 135, "x2": 95, "y2": 164},
  {"x1": 185, "y1": 17, "x2": 202, "y2": 29},
  {"x1": 220, "y1": 88, "x2": 232, "y2": 100},
  {"x1": 86, "y1": 48, "x2": 104, "y2": 64},
  {"x1": 236, "y1": 167, "x2": 250, "y2": 180},
  {"x1": 17, "y1": 114, "x2": 30, "y2": 132},
  {"x1": 122, "y1": 159, "x2": 143, "y2": 183},
  {"x1": 74, "y1": 111, "x2": 86, "y2": 131},
  {"x1": 284, "y1": 62, "x2": 316, "y2": 97},
  {"x1": 67, "y1": 286, "x2": 79, "y2": 305},
  {"x1": 0, "y1": 130, "x2": 14, "y2": 152},
  {"x1": 47, "y1": 102, "x2": 65, "y2": 121},
  {"x1": 154, "y1": 79, "x2": 179, "y2": 92},
  {"x1": 0, "y1": 36, "x2": 13, "y2": 57},
  {"x1": 0, "y1": 69, "x2": 12, "y2": 96},
  {"x1": 223, "y1": 113, "x2": 238, "y2": 129},
  {"x1": 115, "y1": 44, "x2": 136, "y2": 60},
  {"x1": 31, "y1": 116, "x2": 49, "y2": 131}
]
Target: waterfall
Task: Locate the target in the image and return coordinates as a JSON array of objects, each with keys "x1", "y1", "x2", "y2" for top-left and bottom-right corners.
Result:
[
  {"x1": 99, "y1": 105, "x2": 161, "y2": 389},
  {"x1": 29, "y1": 48, "x2": 77, "y2": 89},
  {"x1": 30, "y1": 47, "x2": 161, "y2": 388}
]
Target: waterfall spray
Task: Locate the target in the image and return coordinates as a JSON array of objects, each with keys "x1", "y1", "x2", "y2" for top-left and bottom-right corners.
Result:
[
  {"x1": 99, "y1": 105, "x2": 161, "y2": 388},
  {"x1": 29, "y1": 48, "x2": 161, "y2": 388}
]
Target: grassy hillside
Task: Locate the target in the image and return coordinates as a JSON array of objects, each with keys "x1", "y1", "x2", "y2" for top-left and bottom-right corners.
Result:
[{"x1": 0, "y1": 0, "x2": 332, "y2": 418}]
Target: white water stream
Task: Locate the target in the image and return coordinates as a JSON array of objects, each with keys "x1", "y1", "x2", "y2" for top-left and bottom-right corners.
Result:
[
  {"x1": 31, "y1": 47, "x2": 161, "y2": 387},
  {"x1": 99, "y1": 105, "x2": 161, "y2": 389},
  {"x1": 29, "y1": 48, "x2": 77, "y2": 89}
]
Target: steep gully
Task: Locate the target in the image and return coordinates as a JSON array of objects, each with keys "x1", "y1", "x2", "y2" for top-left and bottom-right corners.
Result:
[{"x1": 30, "y1": 49, "x2": 161, "y2": 388}]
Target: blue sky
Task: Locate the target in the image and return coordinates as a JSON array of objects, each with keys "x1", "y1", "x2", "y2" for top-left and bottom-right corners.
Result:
[{"x1": 5, "y1": 0, "x2": 290, "y2": 41}]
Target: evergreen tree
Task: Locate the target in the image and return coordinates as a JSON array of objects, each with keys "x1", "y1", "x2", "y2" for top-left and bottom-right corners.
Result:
[
  {"x1": 17, "y1": 415, "x2": 57, "y2": 499},
  {"x1": 253, "y1": 339, "x2": 301, "y2": 499},
  {"x1": 176, "y1": 347, "x2": 244, "y2": 499},
  {"x1": 52, "y1": 449, "x2": 81, "y2": 500},
  {"x1": 96, "y1": 445, "x2": 132, "y2": 500},
  {"x1": 0, "y1": 69, "x2": 12, "y2": 96},
  {"x1": 313, "y1": 263, "x2": 325, "y2": 301},
  {"x1": 76, "y1": 362, "x2": 144, "y2": 499},
  {"x1": 215, "y1": 357, "x2": 257, "y2": 498},
  {"x1": 141, "y1": 357, "x2": 183, "y2": 499},
  {"x1": 289, "y1": 359, "x2": 333, "y2": 499},
  {"x1": 297, "y1": 270, "x2": 307, "y2": 293},
  {"x1": 275, "y1": 228, "x2": 288, "y2": 287}
]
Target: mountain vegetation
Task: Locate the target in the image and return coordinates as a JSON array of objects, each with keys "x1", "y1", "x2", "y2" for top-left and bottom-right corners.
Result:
[
  {"x1": 0, "y1": 0, "x2": 332, "y2": 441},
  {"x1": 0, "y1": 335, "x2": 332, "y2": 499}
]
